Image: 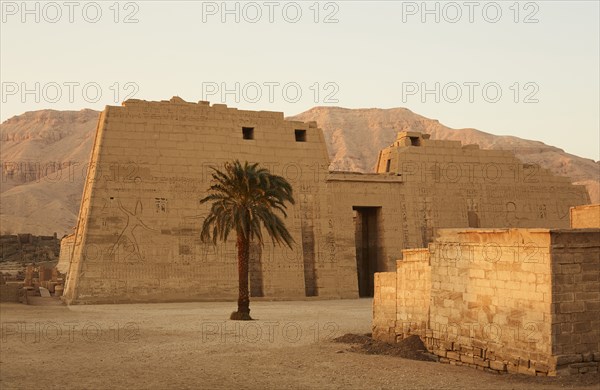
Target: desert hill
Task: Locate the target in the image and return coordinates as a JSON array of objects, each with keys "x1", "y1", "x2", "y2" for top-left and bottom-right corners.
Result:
[
  {"x1": 288, "y1": 107, "x2": 599, "y2": 192},
  {"x1": 1, "y1": 106, "x2": 597, "y2": 235},
  {"x1": 289, "y1": 107, "x2": 598, "y2": 204},
  {"x1": 1, "y1": 109, "x2": 98, "y2": 235}
]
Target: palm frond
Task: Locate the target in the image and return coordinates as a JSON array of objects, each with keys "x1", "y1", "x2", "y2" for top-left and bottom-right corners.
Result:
[{"x1": 200, "y1": 160, "x2": 295, "y2": 249}]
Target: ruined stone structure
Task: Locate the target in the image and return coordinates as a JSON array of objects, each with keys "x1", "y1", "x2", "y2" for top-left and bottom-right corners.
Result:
[
  {"x1": 57, "y1": 234, "x2": 75, "y2": 274},
  {"x1": 373, "y1": 204, "x2": 600, "y2": 376},
  {"x1": 571, "y1": 204, "x2": 600, "y2": 228},
  {"x1": 62, "y1": 98, "x2": 589, "y2": 304},
  {"x1": 0, "y1": 233, "x2": 60, "y2": 263}
]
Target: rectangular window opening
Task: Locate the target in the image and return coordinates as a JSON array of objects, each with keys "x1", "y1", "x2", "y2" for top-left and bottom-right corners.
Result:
[
  {"x1": 242, "y1": 127, "x2": 254, "y2": 140},
  {"x1": 385, "y1": 159, "x2": 391, "y2": 172},
  {"x1": 410, "y1": 136, "x2": 420, "y2": 146},
  {"x1": 295, "y1": 129, "x2": 307, "y2": 142}
]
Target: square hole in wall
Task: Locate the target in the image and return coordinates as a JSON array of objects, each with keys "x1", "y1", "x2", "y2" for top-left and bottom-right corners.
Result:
[
  {"x1": 242, "y1": 127, "x2": 254, "y2": 140},
  {"x1": 295, "y1": 129, "x2": 307, "y2": 142}
]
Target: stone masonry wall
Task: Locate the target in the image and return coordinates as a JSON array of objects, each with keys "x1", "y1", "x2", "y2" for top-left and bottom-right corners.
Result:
[
  {"x1": 57, "y1": 234, "x2": 75, "y2": 274},
  {"x1": 373, "y1": 228, "x2": 600, "y2": 376},
  {"x1": 570, "y1": 204, "x2": 600, "y2": 228},
  {"x1": 393, "y1": 248, "x2": 431, "y2": 340},
  {"x1": 373, "y1": 272, "x2": 397, "y2": 343},
  {"x1": 372, "y1": 248, "x2": 432, "y2": 345},
  {"x1": 550, "y1": 230, "x2": 600, "y2": 375},
  {"x1": 63, "y1": 98, "x2": 353, "y2": 303},
  {"x1": 377, "y1": 132, "x2": 589, "y2": 240},
  {"x1": 62, "y1": 99, "x2": 592, "y2": 305},
  {"x1": 328, "y1": 173, "x2": 405, "y2": 277},
  {"x1": 426, "y1": 229, "x2": 554, "y2": 375}
]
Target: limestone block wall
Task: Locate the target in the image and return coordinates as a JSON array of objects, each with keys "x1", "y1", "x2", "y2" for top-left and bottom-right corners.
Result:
[
  {"x1": 372, "y1": 227, "x2": 600, "y2": 376},
  {"x1": 61, "y1": 100, "x2": 593, "y2": 305},
  {"x1": 394, "y1": 248, "x2": 431, "y2": 340},
  {"x1": 570, "y1": 204, "x2": 600, "y2": 228},
  {"x1": 327, "y1": 173, "x2": 406, "y2": 279},
  {"x1": 377, "y1": 132, "x2": 590, "y2": 240},
  {"x1": 427, "y1": 229, "x2": 554, "y2": 375},
  {"x1": 373, "y1": 272, "x2": 397, "y2": 343},
  {"x1": 57, "y1": 234, "x2": 75, "y2": 274},
  {"x1": 373, "y1": 248, "x2": 431, "y2": 343},
  {"x1": 550, "y1": 230, "x2": 600, "y2": 374},
  {"x1": 63, "y1": 98, "x2": 356, "y2": 304}
]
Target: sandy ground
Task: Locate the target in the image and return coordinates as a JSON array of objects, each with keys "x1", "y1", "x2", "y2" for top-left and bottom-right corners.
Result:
[{"x1": 1, "y1": 299, "x2": 598, "y2": 390}]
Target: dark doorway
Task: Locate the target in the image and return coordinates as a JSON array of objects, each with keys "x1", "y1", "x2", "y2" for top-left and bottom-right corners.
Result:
[
  {"x1": 249, "y1": 242, "x2": 263, "y2": 297},
  {"x1": 468, "y1": 211, "x2": 480, "y2": 228},
  {"x1": 353, "y1": 206, "x2": 382, "y2": 297}
]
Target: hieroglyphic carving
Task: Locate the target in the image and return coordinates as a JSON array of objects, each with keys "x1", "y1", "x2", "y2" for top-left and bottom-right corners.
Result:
[{"x1": 108, "y1": 200, "x2": 156, "y2": 262}]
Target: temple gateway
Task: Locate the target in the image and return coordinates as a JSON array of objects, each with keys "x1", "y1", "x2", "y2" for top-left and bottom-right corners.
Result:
[{"x1": 60, "y1": 98, "x2": 589, "y2": 304}]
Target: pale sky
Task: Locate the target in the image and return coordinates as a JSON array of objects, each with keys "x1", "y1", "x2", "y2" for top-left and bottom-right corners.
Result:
[{"x1": 1, "y1": 0, "x2": 598, "y2": 160}]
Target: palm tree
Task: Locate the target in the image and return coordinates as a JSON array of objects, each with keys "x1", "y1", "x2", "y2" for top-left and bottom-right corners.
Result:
[{"x1": 200, "y1": 160, "x2": 295, "y2": 320}]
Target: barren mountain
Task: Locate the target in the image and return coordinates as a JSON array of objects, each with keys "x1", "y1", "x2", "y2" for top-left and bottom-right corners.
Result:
[
  {"x1": 1, "y1": 109, "x2": 98, "y2": 236},
  {"x1": 1, "y1": 106, "x2": 597, "y2": 235},
  {"x1": 288, "y1": 107, "x2": 599, "y2": 203}
]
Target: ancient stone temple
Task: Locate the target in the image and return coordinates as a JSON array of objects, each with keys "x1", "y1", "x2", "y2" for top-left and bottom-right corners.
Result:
[
  {"x1": 62, "y1": 98, "x2": 590, "y2": 304},
  {"x1": 372, "y1": 204, "x2": 600, "y2": 376}
]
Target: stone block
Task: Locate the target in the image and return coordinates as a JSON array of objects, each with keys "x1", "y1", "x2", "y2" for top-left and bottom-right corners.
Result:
[
  {"x1": 434, "y1": 348, "x2": 447, "y2": 358},
  {"x1": 559, "y1": 301, "x2": 585, "y2": 313},
  {"x1": 507, "y1": 363, "x2": 519, "y2": 374},
  {"x1": 555, "y1": 354, "x2": 583, "y2": 365},
  {"x1": 569, "y1": 362, "x2": 598, "y2": 369},
  {"x1": 447, "y1": 351, "x2": 460, "y2": 361},
  {"x1": 473, "y1": 357, "x2": 489, "y2": 367},
  {"x1": 39, "y1": 287, "x2": 51, "y2": 297},
  {"x1": 460, "y1": 354, "x2": 474, "y2": 364},
  {"x1": 533, "y1": 361, "x2": 550, "y2": 372},
  {"x1": 518, "y1": 365, "x2": 537, "y2": 375}
]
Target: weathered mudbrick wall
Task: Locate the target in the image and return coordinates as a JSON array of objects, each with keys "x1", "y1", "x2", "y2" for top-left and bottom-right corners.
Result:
[
  {"x1": 373, "y1": 228, "x2": 600, "y2": 376},
  {"x1": 570, "y1": 204, "x2": 600, "y2": 228}
]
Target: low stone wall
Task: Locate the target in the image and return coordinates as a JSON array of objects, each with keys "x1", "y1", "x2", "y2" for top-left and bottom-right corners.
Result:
[
  {"x1": 372, "y1": 227, "x2": 600, "y2": 376},
  {"x1": 394, "y1": 249, "x2": 431, "y2": 340},
  {"x1": 0, "y1": 283, "x2": 23, "y2": 302},
  {"x1": 550, "y1": 229, "x2": 600, "y2": 375},
  {"x1": 373, "y1": 249, "x2": 431, "y2": 343},
  {"x1": 426, "y1": 229, "x2": 554, "y2": 375},
  {"x1": 0, "y1": 234, "x2": 60, "y2": 263},
  {"x1": 570, "y1": 204, "x2": 600, "y2": 228},
  {"x1": 373, "y1": 272, "x2": 396, "y2": 343}
]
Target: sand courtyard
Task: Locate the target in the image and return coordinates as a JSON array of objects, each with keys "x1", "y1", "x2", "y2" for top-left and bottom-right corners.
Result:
[{"x1": 1, "y1": 299, "x2": 598, "y2": 390}]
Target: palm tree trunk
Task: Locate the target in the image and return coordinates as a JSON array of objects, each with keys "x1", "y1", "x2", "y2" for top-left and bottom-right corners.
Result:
[{"x1": 236, "y1": 233, "x2": 251, "y2": 318}]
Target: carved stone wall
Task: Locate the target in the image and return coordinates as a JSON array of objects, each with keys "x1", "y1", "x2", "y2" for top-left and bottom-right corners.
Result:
[{"x1": 62, "y1": 98, "x2": 591, "y2": 304}]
